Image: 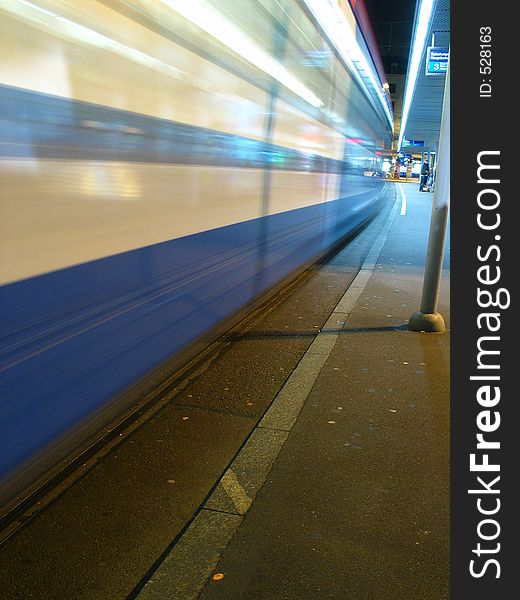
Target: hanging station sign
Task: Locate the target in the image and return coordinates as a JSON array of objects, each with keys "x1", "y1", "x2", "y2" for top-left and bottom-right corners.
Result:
[{"x1": 426, "y1": 47, "x2": 449, "y2": 75}]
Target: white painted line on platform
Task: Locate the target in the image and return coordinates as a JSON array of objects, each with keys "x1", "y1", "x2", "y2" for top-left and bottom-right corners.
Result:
[
  {"x1": 137, "y1": 510, "x2": 242, "y2": 600},
  {"x1": 219, "y1": 468, "x2": 252, "y2": 515},
  {"x1": 259, "y1": 352, "x2": 330, "y2": 430},
  {"x1": 398, "y1": 183, "x2": 407, "y2": 215},
  {"x1": 205, "y1": 428, "x2": 288, "y2": 514}
]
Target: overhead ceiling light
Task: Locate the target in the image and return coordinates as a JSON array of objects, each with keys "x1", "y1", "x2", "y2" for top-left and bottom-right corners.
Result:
[
  {"x1": 159, "y1": 0, "x2": 324, "y2": 108},
  {"x1": 398, "y1": 0, "x2": 436, "y2": 151}
]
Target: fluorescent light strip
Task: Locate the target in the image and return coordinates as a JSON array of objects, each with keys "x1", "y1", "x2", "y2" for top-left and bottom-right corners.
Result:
[
  {"x1": 303, "y1": 0, "x2": 393, "y2": 129},
  {"x1": 398, "y1": 0, "x2": 435, "y2": 150},
  {"x1": 159, "y1": 0, "x2": 323, "y2": 108}
]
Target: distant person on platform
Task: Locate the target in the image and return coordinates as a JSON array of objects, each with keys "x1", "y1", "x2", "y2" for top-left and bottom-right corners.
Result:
[{"x1": 419, "y1": 160, "x2": 430, "y2": 191}]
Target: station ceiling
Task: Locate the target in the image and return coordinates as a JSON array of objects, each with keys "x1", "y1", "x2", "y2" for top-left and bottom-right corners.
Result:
[{"x1": 401, "y1": 0, "x2": 450, "y2": 152}]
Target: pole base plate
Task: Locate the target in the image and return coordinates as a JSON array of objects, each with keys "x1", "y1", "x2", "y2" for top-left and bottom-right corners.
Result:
[{"x1": 408, "y1": 311, "x2": 445, "y2": 333}]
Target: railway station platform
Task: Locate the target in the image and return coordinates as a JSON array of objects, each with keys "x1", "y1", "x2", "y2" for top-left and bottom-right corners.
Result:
[{"x1": 0, "y1": 181, "x2": 449, "y2": 600}]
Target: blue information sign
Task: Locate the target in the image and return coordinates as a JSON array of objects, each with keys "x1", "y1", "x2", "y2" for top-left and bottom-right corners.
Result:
[
  {"x1": 426, "y1": 47, "x2": 449, "y2": 75},
  {"x1": 402, "y1": 139, "x2": 425, "y2": 148}
]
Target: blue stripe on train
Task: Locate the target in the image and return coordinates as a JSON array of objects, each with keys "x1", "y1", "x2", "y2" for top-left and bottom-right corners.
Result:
[
  {"x1": 0, "y1": 84, "x2": 343, "y2": 173},
  {"x1": 0, "y1": 190, "x2": 383, "y2": 477}
]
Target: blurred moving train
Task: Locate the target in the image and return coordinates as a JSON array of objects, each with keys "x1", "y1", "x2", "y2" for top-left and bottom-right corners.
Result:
[{"x1": 0, "y1": 0, "x2": 392, "y2": 514}]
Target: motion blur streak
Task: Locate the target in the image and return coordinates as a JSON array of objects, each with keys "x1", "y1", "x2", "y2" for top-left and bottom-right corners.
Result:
[
  {"x1": 159, "y1": 0, "x2": 324, "y2": 107},
  {"x1": 0, "y1": 0, "x2": 392, "y2": 513},
  {"x1": 303, "y1": 0, "x2": 393, "y2": 126}
]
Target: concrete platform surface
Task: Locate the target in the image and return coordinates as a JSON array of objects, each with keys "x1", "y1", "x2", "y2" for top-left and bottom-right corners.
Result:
[{"x1": 139, "y1": 181, "x2": 450, "y2": 600}]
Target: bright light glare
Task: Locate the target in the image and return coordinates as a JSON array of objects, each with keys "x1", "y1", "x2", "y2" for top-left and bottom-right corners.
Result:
[
  {"x1": 303, "y1": 0, "x2": 393, "y2": 129},
  {"x1": 5, "y1": 1, "x2": 199, "y2": 86},
  {"x1": 398, "y1": 0, "x2": 435, "y2": 150},
  {"x1": 4, "y1": 0, "x2": 322, "y2": 110},
  {"x1": 159, "y1": 0, "x2": 324, "y2": 108}
]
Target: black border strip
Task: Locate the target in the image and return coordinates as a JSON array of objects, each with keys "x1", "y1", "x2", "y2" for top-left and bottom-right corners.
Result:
[{"x1": 451, "y1": 1, "x2": 514, "y2": 597}]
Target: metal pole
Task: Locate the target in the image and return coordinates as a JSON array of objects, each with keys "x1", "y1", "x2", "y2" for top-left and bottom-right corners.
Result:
[{"x1": 409, "y1": 59, "x2": 450, "y2": 332}]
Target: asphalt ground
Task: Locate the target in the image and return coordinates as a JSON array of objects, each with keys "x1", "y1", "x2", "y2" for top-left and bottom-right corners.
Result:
[{"x1": 0, "y1": 185, "x2": 397, "y2": 599}]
